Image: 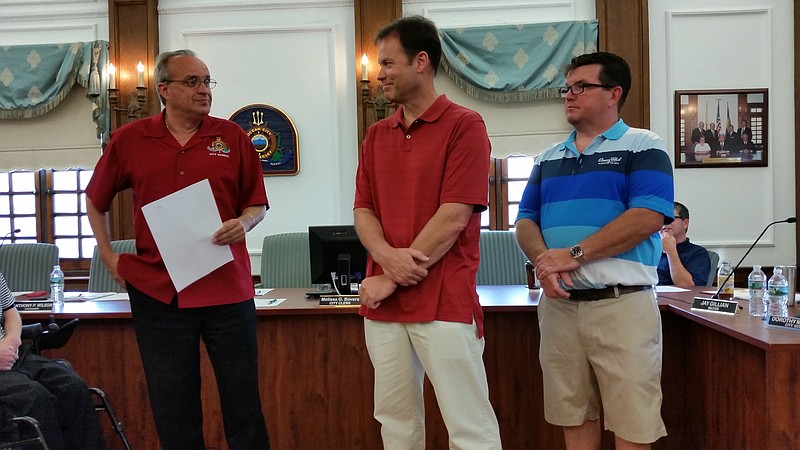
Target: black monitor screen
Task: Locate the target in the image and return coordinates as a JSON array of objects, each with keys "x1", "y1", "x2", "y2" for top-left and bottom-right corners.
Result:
[{"x1": 308, "y1": 225, "x2": 367, "y2": 295}]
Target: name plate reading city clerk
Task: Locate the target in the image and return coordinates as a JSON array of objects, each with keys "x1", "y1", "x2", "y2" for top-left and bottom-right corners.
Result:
[
  {"x1": 691, "y1": 297, "x2": 739, "y2": 315},
  {"x1": 319, "y1": 295, "x2": 360, "y2": 307},
  {"x1": 767, "y1": 315, "x2": 800, "y2": 332}
]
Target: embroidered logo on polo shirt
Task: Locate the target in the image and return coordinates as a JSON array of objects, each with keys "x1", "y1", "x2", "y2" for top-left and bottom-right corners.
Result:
[
  {"x1": 207, "y1": 137, "x2": 231, "y2": 158},
  {"x1": 597, "y1": 156, "x2": 622, "y2": 165}
]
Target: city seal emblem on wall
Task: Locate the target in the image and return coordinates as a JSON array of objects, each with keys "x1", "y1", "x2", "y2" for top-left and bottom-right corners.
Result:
[{"x1": 229, "y1": 104, "x2": 299, "y2": 176}]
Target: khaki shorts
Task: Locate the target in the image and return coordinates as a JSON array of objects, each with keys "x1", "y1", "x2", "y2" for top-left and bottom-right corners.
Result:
[{"x1": 538, "y1": 288, "x2": 667, "y2": 444}]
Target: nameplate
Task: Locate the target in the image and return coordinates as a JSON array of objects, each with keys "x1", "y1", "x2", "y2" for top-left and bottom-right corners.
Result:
[
  {"x1": 15, "y1": 300, "x2": 54, "y2": 311},
  {"x1": 691, "y1": 297, "x2": 739, "y2": 315},
  {"x1": 318, "y1": 295, "x2": 360, "y2": 307},
  {"x1": 767, "y1": 315, "x2": 800, "y2": 332}
]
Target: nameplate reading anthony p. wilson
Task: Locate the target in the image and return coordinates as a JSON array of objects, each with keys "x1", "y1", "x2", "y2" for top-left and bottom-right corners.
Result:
[
  {"x1": 319, "y1": 295, "x2": 360, "y2": 307},
  {"x1": 691, "y1": 297, "x2": 739, "y2": 315}
]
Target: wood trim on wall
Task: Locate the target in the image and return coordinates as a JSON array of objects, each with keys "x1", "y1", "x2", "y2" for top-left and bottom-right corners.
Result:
[
  {"x1": 795, "y1": 1, "x2": 799, "y2": 268},
  {"x1": 354, "y1": 0, "x2": 402, "y2": 145},
  {"x1": 596, "y1": 0, "x2": 650, "y2": 129},
  {"x1": 107, "y1": 0, "x2": 159, "y2": 240}
]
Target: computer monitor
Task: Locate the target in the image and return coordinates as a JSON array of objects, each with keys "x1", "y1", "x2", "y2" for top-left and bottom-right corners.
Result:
[{"x1": 308, "y1": 225, "x2": 367, "y2": 295}]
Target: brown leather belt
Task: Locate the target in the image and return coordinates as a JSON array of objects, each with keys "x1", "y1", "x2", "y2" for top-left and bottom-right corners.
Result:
[{"x1": 567, "y1": 285, "x2": 652, "y2": 301}]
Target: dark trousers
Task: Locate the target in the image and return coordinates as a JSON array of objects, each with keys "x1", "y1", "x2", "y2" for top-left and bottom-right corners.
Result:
[
  {"x1": 0, "y1": 347, "x2": 106, "y2": 450},
  {"x1": 127, "y1": 283, "x2": 270, "y2": 450}
]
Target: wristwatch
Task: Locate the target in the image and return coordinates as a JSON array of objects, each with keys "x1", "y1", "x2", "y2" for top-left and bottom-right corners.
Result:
[{"x1": 569, "y1": 244, "x2": 586, "y2": 264}]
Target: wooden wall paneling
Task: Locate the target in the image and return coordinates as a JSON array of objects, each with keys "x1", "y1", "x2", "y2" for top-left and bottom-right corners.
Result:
[
  {"x1": 596, "y1": 0, "x2": 650, "y2": 129},
  {"x1": 107, "y1": 0, "x2": 159, "y2": 240},
  {"x1": 354, "y1": 0, "x2": 402, "y2": 145},
  {"x1": 795, "y1": 1, "x2": 799, "y2": 268}
]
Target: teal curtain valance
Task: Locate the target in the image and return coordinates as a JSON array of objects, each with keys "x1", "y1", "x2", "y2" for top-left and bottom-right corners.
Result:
[
  {"x1": 439, "y1": 20, "x2": 598, "y2": 103},
  {"x1": 0, "y1": 41, "x2": 110, "y2": 142}
]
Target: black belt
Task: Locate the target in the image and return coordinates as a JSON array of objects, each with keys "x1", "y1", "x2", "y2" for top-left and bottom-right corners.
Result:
[{"x1": 567, "y1": 285, "x2": 652, "y2": 301}]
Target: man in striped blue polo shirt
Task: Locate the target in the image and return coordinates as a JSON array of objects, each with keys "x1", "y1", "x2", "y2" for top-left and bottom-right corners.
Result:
[{"x1": 515, "y1": 52, "x2": 673, "y2": 450}]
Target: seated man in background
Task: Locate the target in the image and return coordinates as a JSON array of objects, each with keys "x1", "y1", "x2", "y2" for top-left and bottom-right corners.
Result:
[
  {"x1": 0, "y1": 273, "x2": 106, "y2": 450},
  {"x1": 658, "y1": 202, "x2": 711, "y2": 287}
]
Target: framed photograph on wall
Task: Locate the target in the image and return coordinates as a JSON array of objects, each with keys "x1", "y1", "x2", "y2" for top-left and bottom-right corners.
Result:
[{"x1": 674, "y1": 88, "x2": 768, "y2": 169}]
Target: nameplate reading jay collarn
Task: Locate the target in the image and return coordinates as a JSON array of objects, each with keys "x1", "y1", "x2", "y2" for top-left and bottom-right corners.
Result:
[{"x1": 691, "y1": 297, "x2": 739, "y2": 315}]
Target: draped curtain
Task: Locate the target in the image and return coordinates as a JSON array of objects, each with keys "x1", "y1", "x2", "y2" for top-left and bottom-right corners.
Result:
[
  {"x1": 440, "y1": 20, "x2": 598, "y2": 103},
  {"x1": 0, "y1": 41, "x2": 110, "y2": 144}
]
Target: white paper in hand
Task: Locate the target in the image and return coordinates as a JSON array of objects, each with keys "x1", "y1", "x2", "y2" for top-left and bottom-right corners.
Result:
[{"x1": 141, "y1": 179, "x2": 233, "y2": 291}]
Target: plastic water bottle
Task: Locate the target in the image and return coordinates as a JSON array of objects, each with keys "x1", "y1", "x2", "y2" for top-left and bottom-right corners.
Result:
[
  {"x1": 50, "y1": 264, "x2": 65, "y2": 307},
  {"x1": 717, "y1": 261, "x2": 734, "y2": 300},
  {"x1": 747, "y1": 265, "x2": 767, "y2": 317},
  {"x1": 767, "y1": 267, "x2": 789, "y2": 318}
]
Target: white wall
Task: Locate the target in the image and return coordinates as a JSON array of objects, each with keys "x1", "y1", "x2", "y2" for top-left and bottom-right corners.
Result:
[
  {"x1": 649, "y1": 0, "x2": 796, "y2": 266},
  {"x1": 0, "y1": 0, "x2": 108, "y2": 170},
  {"x1": 1, "y1": 0, "x2": 795, "y2": 272},
  {"x1": 405, "y1": 0, "x2": 595, "y2": 155},
  {"x1": 158, "y1": 0, "x2": 358, "y2": 269}
]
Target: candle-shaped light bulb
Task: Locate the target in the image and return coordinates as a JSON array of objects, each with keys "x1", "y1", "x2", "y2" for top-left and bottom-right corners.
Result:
[
  {"x1": 108, "y1": 63, "x2": 116, "y2": 90},
  {"x1": 137, "y1": 61, "x2": 145, "y2": 87},
  {"x1": 361, "y1": 53, "x2": 369, "y2": 81}
]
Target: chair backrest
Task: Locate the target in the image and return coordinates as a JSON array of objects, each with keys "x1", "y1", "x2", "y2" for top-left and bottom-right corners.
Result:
[
  {"x1": 0, "y1": 243, "x2": 59, "y2": 292},
  {"x1": 260, "y1": 232, "x2": 312, "y2": 288},
  {"x1": 87, "y1": 240, "x2": 136, "y2": 292},
  {"x1": 706, "y1": 250, "x2": 721, "y2": 287},
  {"x1": 476, "y1": 230, "x2": 528, "y2": 286}
]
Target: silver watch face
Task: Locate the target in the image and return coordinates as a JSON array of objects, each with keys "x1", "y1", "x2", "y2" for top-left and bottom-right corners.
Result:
[{"x1": 570, "y1": 245, "x2": 582, "y2": 258}]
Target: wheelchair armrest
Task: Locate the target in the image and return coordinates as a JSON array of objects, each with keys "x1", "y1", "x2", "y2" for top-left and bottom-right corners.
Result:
[
  {"x1": 20, "y1": 323, "x2": 43, "y2": 340},
  {"x1": 35, "y1": 318, "x2": 80, "y2": 351}
]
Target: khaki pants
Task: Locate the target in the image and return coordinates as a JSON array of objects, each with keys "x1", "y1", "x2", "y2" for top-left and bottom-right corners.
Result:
[{"x1": 364, "y1": 318, "x2": 502, "y2": 450}]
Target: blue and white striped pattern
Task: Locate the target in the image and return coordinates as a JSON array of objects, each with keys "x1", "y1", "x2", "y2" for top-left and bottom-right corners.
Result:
[{"x1": 517, "y1": 120, "x2": 674, "y2": 288}]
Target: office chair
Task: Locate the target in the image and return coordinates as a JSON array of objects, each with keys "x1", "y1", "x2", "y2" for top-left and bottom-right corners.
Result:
[
  {"x1": 260, "y1": 232, "x2": 312, "y2": 288},
  {"x1": 0, "y1": 243, "x2": 59, "y2": 292},
  {"x1": 476, "y1": 230, "x2": 528, "y2": 285},
  {"x1": 87, "y1": 240, "x2": 136, "y2": 292},
  {"x1": 707, "y1": 250, "x2": 721, "y2": 286},
  {"x1": 18, "y1": 318, "x2": 132, "y2": 450}
]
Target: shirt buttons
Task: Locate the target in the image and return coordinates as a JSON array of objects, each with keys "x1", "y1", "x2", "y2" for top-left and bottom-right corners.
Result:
[
  {"x1": 179, "y1": 171, "x2": 185, "y2": 176},
  {"x1": 405, "y1": 134, "x2": 411, "y2": 139}
]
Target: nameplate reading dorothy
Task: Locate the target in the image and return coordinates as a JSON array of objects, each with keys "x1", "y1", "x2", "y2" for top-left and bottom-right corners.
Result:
[
  {"x1": 319, "y1": 295, "x2": 360, "y2": 307},
  {"x1": 691, "y1": 297, "x2": 739, "y2": 315},
  {"x1": 767, "y1": 315, "x2": 800, "y2": 332}
]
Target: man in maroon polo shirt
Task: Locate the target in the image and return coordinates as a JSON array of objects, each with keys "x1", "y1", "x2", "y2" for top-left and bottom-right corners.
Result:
[{"x1": 86, "y1": 49, "x2": 270, "y2": 450}]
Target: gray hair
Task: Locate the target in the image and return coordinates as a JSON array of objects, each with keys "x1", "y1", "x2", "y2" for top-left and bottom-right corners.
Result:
[{"x1": 154, "y1": 49, "x2": 198, "y2": 105}]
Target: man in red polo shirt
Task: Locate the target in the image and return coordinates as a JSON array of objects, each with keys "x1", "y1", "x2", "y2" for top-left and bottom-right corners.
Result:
[
  {"x1": 354, "y1": 16, "x2": 502, "y2": 449},
  {"x1": 86, "y1": 50, "x2": 270, "y2": 450}
]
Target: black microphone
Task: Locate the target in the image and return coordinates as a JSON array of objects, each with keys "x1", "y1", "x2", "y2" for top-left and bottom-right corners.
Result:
[
  {"x1": 711, "y1": 217, "x2": 796, "y2": 299},
  {"x1": 0, "y1": 228, "x2": 20, "y2": 246}
]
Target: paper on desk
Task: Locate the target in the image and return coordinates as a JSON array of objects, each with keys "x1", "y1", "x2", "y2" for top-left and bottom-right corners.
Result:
[
  {"x1": 255, "y1": 298, "x2": 286, "y2": 308},
  {"x1": 255, "y1": 288, "x2": 273, "y2": 296},
  {"x1": 656, "y1": 286, "x2": 690, "y2": 293},
  {"x1": 65, "y1": 292, "x2": 114, "y2": 300},
  {"x1": 91, "y1": 293, "x2": 129, "y2": 301},
  {"x1": 141, "y1": 179, "x2": 233, "y2": 292}
]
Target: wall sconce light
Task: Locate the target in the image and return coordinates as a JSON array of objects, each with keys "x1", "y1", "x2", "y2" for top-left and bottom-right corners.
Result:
[
  {"x1": 108, "y1": 61, "x2": 148, "y2": 127},
  {"x1": 359, "y1": 54, "x2": 393, "y2": 122}
]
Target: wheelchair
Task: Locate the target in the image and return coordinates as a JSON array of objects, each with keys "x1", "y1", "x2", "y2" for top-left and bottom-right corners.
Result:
[{"x1": 0, "y1": 317, "x2": 131, "y2": 450}]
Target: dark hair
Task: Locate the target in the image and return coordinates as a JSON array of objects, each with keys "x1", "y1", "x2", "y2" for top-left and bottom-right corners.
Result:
[
  {"x1": 375, "y1": 15, "x2": 442, "y2": 76},
  {"x1": 154, "y1": 49, "x2": 198, "y2": 105},
  {"x1": 565, "y1": 51, "x2": 631, "y2": 110},
  {"x1": 674, "y1": 201, "x2": 690, "y2": 220}
]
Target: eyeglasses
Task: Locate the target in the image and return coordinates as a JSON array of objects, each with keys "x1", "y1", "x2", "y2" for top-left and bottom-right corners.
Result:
[
  {"x1": 162, "y1": 76, "x2": 217, "y2": 89},
  {"x1": 674, "y1": 215, "x2": 687, "y2": 220},
  {"x1": 559, "y1": 82, "x2": 616, "y2": 97}
]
